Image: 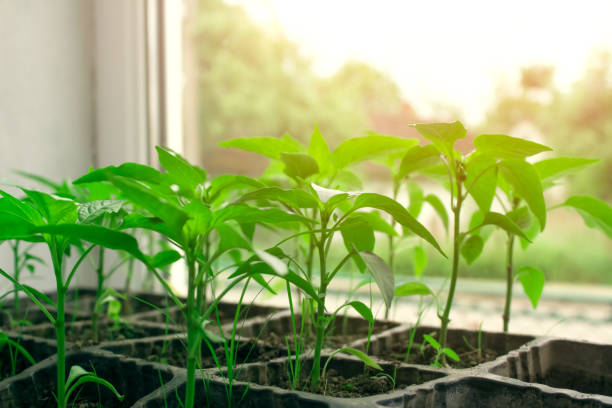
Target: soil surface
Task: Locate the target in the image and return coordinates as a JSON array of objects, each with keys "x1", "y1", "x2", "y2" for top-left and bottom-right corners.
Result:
[
  {"x1": 258, "y1": 320, "x2": 397, "y2": 350},
  {"x1": 376, "y1": 339, "x2": 499, "y2": 368},
  {"x1": 26, "y1": 322, "x2": 176, "y2": 347},
  {"x1": 277, "y1": 368, "x2": 396, "y2": 398},
  {"x1": 145, "y1": 338, "x2": 286, "y2": 369}
]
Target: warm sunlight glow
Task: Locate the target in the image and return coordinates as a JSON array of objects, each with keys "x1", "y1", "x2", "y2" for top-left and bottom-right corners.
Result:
[{"x1": 228, "y1": 0, "x2": 612, "y2": 124}]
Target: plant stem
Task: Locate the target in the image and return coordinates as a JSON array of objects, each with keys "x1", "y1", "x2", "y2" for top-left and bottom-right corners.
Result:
[
  {"x1": 385, "y1": 179, "x2": 400, "y2": 320},
  {"x1": 92, "y1": 247, "x2": 105, "y2": 343},
  {"x1": 502, "y1": 233, "x2": 515, "y2": 332},
  {"x1": 439, "y1": 183, "x2": 463, "y2": 359},
  {"x1": 310, "y1": 222, "x2": 328, "y2": 392},
  {"x1": 185, "y1": 251, "x2": 197, "y2": 408},
  {"x1": 12, "y1": 241, "x2": 20, "y2": 317},
  {"x1": 51, "y1": 243, "x2": 66, "y2": 408},
  {"x1": 123, "y1": 257, "x2": 134, "y2": 316}
]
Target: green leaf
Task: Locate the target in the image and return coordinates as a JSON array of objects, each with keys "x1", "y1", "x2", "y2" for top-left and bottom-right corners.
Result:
[
  {"x1": 507, "y1": 206, "x2": 532, "y2": 230},
  {"x1": 474, "y1": 134, "x2": 552, "y2": 160},
  {"x1": 412, "y1": 246, "x2": 427, "y2": 277},
  {"x1": 214, "y1": 224, "x2": 251, "y2": 256},
  {"x1": 22, "y1": 189, "x2": 77, "y2": 225},
  {"x1": 108, "y1": 176, "x2": 188, "y2": 237},
  {"x1": 408, "y1": 183, "x2": 424, "y2": 217},
  {"x1": 516, "y1": 266, "x2": 545, "y2": 309},
  {"x1": 499, "y1": 160, "x2": 546, "y2": 230},
  {"x1": 236, "y1": 187, "x2": 319, "y2": 209},
  {"x1": 422, "y1": 334, "x2": 440, "y2": 350},
  {"x1": 22, "y1": 285, "x2": 56, "y2": 308},
  {"x1": 519, "y1": 217, "x2": 541, "y2": 249},
  {"x1": 340, "y1": 214, "x2": 375, "y2": 252},
  {"x1": 424, "y1": 194, "x2": 449, "y2": 231},
  {"x1": 156, "y1": 146, "x2": 206, "y2": 193},
  {"x1": 77, "y1": 200, "x2": 124, "y2": 224},
  {"x1": 398, "y1": 144, "x2": 441, "y2": 178},
  {"x1": 346, "y1": 301, "x2": 374, "y2": 324},
  {"x1": 121, "y1": 214, "x2": 181, "y2": 244},
  {"x1": 213, "y1": 205, "x2": 312, "y2": 227},
  {"x1": 331, "y1": 134, "x2": 418, "y2": 169},
  {"x1": 0, "y1": 212, "x2": 36, "y2": 240},
  {"x1": 311, "y1": 184, "x2": 357, "y2": 206},
  {"x1": 351, "y1": 193, "x2": 445, "y2": 256},
  {"x1": 0, "y1": 190, "x2": 45, "y2": 224},
  {"x1": 219, "y1": 134, "x2": 304, "y2": 160},
  {"x1": 280, "y1": 153, "x2": 319, "y2": 179},
  {"x1": 465, "y1": 154, "x2": 497, "y2": 212},
  {"x1": 409, "y1": 121, "x2": 466, "y2": 158},
  {"x1": 564, "y1": 195, "x2": 612, "y2": 239},
  {"x1": 150, "y1": 250, "x2": 182, "y2": 268},
  {"x1": 255, "y1": 249, "x2": 288, "y2": 275},
  {"x1": 460, "y1": 235, "x2": 484, "y2": 265},
  {"x1": 207, "y1": 175, "x2": 264, "y2": 204},
  {"x1": 308, "y1": 125, "x2": 332, "y2": 174},
  {"x1": 480, "y1": 212, "x2": 529, "y2": 241},
  {"x1": 65, "y1": 371, "x2": 124, "y2": 403},
  {"x1": 65, "y1": 365, "x2": 88, "y2": 392},
  {"x1": 332, "y1": 169, "x2": 363, "y2": 190},
  {"x1": 34, "y1": 224, "x2": 146, "y2": 263},
  {"x1": 534, "y1": 157, "x2": 599, "y2": 181},
  {"x1": 74, "y1": 163, "x2": 162, "y2": 185},
  {"x1": 357, "y1": 251, "x2": 394, "y2": 308},
  {"x1": 331, "y1": 347, "x2": 382, "y2": 371},
  {"x1": 442, "y1": 347, "x2": 460, "y2": 362},
  {"x1": 357, "y1": 211, "x2": 397, "y2": 236},
  {"x1": 394, "y1": 281, "x2": 432, "y2": 297}
]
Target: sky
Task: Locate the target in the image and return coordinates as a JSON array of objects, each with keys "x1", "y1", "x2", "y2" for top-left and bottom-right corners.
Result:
[{"x1": 227, "y1": 0, "x2": 612, "y2": 125}]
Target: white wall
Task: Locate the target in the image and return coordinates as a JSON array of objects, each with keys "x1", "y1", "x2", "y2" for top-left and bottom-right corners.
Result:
[
  {"x1": 0, "y1": 0, "x2": 164, "y2": 294},
  {"x1": 0, "y1": 0, "x2": 95, "y2": 183}
]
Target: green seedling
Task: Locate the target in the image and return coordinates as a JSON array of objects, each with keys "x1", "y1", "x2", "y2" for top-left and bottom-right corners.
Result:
[
  {"x1": 376, "y1": 144, "x2": 449, "y2": 319},
  {"x1": 2, "y1": 239, "x2": 45, "y2": 319},
  {"x1": 74, "y1": 147, "x2": 307, "y2": 408},
  {"x1": 405, "y1": 122, "x2": 540, "y2": 359},
  {"x1": 63, "y1": 365, "x2": 123, "y2": 407},
  {"x1": 236, "y1": 178, "x2": 442, "y2": 392},
  {"x1": 0, "y1": 188, "x2": 150, "y2": 408},
  {"x1": 0, "y1": 330, "x2": 35, "y2": 378},
  {"x1": 221, "y1": 127, "x2": 419, "y2": 321},
  {"x1": 15, "y1": 171, "x2": 130, "y2": 340},
  {"x1": 422, "y1": 333, "x2": 459, "y2": 367},
  {"x1": 320, "y1": 347, "x2": 382, "y2": 393}
]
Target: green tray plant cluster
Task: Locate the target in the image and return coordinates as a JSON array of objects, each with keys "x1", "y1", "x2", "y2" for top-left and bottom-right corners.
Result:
[{"x1": 0, "y1": 121, "x2": 610, "y2": 407}]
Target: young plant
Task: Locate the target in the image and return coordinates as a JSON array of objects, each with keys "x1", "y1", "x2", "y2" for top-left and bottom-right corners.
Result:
[
  {"x1": 221, "y1": 127, "x2": 422, "y2": 333},
  {"x1": 74, "y1": 147, "x2": 306, "y2": 408},
  {"x1": 236, "y1": 179, "x2": 442, "y2": 392},
  {"x1": 0, "y1": 330, "x2": 35, "y2": 378},
  {"x1": 15, "y1": 170, "x2": 129, "y2": 338},
  {"x1": 405, "y1": 122, "x2": 536, "y2": 358},
  {"x1": 509, "y1": 158, "x2": 611, "y2": 331},
  {"x1": 464, "y1": 136, "x2": 607, "y2": 332},
  {"x1": 421, "y1": 333, "x2": 459, "y2": 367},
  {"x1": 377, "y1": 145, "x2": 449, "y2": 319},
  {"x1": 2, "y1": 238, "x2": 45, "y2": 320},
  {"x1": 0, "y1": 189, "x2": 147, "y2": 408}
]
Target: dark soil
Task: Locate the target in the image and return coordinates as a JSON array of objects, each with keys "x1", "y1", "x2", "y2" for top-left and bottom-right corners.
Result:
[
  {"x1": 376, "y1": 340, "x2": 498, "y2": 369},
  {"x1": 145, "y1": 338, "x2": 286, "y2": 369},
  {"x1": 0, "y1": 351, "x2": 33, "y2": 381},
  {"x1": 257, "y1": 320, "x2": 397, "y2": 350},
  {"x1": 278, "y1": 368, "x2": 395, "y2": 398},
  {"x1": 26, "y1": 322, "x2": 175, "y2": 347}
]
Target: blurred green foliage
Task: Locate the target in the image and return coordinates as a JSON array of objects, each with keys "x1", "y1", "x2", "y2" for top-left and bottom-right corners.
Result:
[
  {"x1": 192, "y1": 0, "x2": 405, "y2": 173},
  {"x1": 482, "y1": 52, "x2": 612, "y2": 199}
]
